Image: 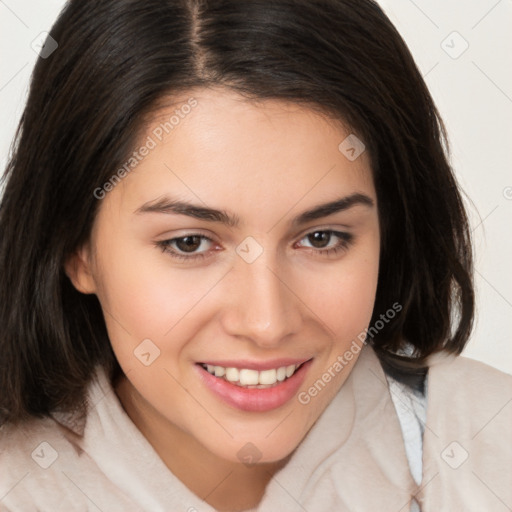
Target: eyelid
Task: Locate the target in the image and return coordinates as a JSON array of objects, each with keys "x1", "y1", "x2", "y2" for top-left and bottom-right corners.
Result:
[
  {"x1": 156, "y1": 222, "x2": 353, "y2": 243},
  {"x1": 155, "y1": 224, "x2": 352, "y2": 248},
  {"x1": 155, "y1": 234, "x2": 217, "y2": 262},
  {"x1": 156, "y1": 226, "x2": 354, "y2": 262},
  {"x1": 158, "y1": 226, "x2": 216, "y2": 236},
  {"x1": 295, "y1": 229, "x2": 353, "y2": 250},
  {"x1": 294, "y1": 223, "x2": 353, "y2": 238}
]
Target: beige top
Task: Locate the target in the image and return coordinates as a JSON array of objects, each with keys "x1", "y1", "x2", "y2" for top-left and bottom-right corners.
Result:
[{"x1": 1, "y1": 344, "x2": 511, "y2": 511}]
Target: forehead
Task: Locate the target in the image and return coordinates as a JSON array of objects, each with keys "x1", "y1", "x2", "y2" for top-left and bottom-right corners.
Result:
[{"x1": 109, "y1": 87, "x2": 375, "y2": 223}]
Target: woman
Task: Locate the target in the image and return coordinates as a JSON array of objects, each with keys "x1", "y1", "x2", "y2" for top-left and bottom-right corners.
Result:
[{"x1": 0, "y1": 1, "x2": 510, "y2": 511}]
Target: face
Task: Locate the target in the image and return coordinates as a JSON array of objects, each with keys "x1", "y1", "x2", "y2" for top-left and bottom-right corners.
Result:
[{"x1": 68, "y1": 86, "x2": 380, "y2": 465}]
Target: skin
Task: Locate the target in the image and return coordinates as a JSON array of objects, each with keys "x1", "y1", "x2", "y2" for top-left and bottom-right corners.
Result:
[{"x1": 66, "y1": 86, "x2": 380, "y2": 511}]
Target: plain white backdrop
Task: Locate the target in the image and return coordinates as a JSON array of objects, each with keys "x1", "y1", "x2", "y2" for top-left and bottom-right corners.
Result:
[{"x1": 1, "y1": 0, "x2": 511, "y2": 374}]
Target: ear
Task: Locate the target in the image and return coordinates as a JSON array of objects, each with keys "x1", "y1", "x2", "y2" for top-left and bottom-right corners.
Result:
[{"x1": 64, "y1": 244, "x2": 97, "y2": 295}]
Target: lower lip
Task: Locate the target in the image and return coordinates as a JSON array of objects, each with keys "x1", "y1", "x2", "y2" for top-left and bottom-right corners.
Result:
[{"x1": 196, "y1": 360, "x2": 312, "y2": 412}]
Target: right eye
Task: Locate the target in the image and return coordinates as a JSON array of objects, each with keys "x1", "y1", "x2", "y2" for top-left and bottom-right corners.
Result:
[{"x1": 156, "y1": 234, "x2": 218, "y2": 261}]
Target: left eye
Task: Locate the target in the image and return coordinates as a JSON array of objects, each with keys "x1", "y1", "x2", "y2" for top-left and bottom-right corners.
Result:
[
  {"x1": 295, "y1": 230, "x2": 354, "y2": 258},
  {"x1": 298, "y1": 230, "x2": 351, "y2": 250},
  {"x1": 157, "y1": 235, "x2": 214, "y2": 260},
  {"x1": 156, "y1": 229, "x2": 353, "y2": 261}
]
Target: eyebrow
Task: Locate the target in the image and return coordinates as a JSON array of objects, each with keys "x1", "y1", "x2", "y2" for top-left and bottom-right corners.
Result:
[{"x1": 134, "y1": 192, "x2": 374, "y2": 228}]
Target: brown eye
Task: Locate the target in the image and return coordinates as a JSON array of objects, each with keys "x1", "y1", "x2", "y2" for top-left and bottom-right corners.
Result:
[
  {"x1": 297, "y1": 230, "x2": 354, "y2": 258},
  {"x1": 174, "y1": 235, "x2": 203, "y2": 253},
  {"x1": 156, "y1": 234, "x2": 215, "y2": 261},
  {"x1": 307, "y1": 231, "x2": 332, "y2": 249}
]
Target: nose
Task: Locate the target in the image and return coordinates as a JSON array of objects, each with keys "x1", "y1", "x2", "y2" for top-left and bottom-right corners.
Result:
[{"x1": 221, "y1": 252, "x2": 303, "y2": 348}]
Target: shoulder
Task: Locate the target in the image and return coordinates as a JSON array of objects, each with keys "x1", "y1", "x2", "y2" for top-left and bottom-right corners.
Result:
[
  {"x1": 0, "y1": 416, "x2": 89, "y2": 510},
  {"x1": 424, "y1": 350, "x2": 512, "y2": 436},
  {"x1": 426, "y1": 350, "x2": 512, "y2": 395},
  {"x1": 0, "y1": 415, "x2": 104, "y2": 505},
  {"x1": 0, "y1": 414, "x2": 78, "y2": 467},
  {"x1": 0, "y1": 368, "x2": 139, "y2": 511},
  {"x1": 418, "y1": 353, "x2": 512, "y2": 508}
]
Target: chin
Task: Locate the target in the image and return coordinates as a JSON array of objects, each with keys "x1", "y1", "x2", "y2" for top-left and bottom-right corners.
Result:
[{"x1": 203, "y1": 430, "x2": 303, "y2": 467}]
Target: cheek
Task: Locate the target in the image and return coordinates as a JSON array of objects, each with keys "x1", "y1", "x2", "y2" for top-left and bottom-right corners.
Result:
[
  {"x1": 92, "y1": 240, "x2": 227, "y2": 361},
  {"x1": 306, "y1": 247, "x2": 380, "y2": 342},
  {"x1": 94, "y1": 221, "x2": 379, "y2": 367}
]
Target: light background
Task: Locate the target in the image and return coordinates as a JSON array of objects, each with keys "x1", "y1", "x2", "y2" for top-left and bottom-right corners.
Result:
[{"x1": 1, "y1": 0, "x2": 511, "y2": 374}]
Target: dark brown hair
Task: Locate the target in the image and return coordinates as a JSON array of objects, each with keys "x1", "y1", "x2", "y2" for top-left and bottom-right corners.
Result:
[{"x1": 0, "y1": 0, "x2": 473, "y2": 425}]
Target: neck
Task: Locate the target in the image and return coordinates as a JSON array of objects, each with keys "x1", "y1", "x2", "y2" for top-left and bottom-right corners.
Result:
[{"x1": 114, "y1": 375, "x2": 290, "y2": 511}]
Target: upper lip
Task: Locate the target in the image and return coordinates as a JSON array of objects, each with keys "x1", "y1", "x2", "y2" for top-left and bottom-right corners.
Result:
[{"x1": 198, "y1": 358, "x2": 312, "y2": 371}]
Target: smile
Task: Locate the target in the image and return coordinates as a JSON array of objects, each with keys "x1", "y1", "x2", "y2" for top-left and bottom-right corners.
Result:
[
  {"x1": 196, "y1": 358, "x2": 313, "y2": 412},
  {"x1": 199, "y1": 363, "x2": 300, "y2": 388}
]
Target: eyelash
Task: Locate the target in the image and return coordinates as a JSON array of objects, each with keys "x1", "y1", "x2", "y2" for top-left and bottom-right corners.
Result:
[{"x1": 156, "y1": 230, "x2": 354, "y2": 262}]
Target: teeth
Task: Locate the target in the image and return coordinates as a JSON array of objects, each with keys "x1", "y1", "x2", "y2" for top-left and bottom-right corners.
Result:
[
  {"x1": 276, "y1": 367, "x2": 286, "y2": 382},
  {"x1": 225, "y1": 367, "x2": 239, "y2": 382},
  {"x1": 202, "y1": 363, "x2": 301, "y2": 387},
  {"x1": 214, "y1": 366, "x2": 225, "y2": 377},
  {"x1": 239, "y1": 369, "x2": 260, "y2": 386},
  {"x1": 259, "y1": 369, "x2": 277, "y2": 385},
  {"x1": 285, "y1": 365, "x2": 296, "y2": 378}
]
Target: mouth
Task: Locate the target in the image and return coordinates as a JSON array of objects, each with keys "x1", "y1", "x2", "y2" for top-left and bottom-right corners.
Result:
[
  {"x1": 195, "y1": 358, "x2": 313, "y2": 412},
  {"x1": 198, "y1": 361, "x2": 305, "y2": 389}
]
